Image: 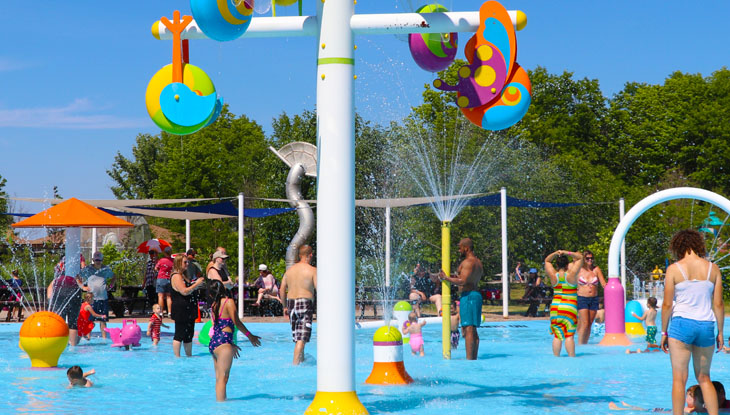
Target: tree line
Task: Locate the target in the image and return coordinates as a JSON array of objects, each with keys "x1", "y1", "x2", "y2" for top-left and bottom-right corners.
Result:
[{"x1": 5, "y1": 64, "x2": 728, "y2": 290}]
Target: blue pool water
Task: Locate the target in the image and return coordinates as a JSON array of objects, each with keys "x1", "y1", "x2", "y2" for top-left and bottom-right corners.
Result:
[{"x1": 2, "y1": 319, "x2": 729, "y2": 414}]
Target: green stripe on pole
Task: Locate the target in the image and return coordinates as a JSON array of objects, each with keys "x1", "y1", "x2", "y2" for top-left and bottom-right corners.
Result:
[{"x1": 317, "y1": 57, "x2": 355, "y2": 65}]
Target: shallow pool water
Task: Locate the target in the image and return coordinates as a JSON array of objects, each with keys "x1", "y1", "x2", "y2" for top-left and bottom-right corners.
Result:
[{"x1": 2, "y1": 318, "x2": 729, "y2": 414}]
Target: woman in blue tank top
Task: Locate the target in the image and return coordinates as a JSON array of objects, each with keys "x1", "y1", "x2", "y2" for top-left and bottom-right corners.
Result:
[{"x1": 661, "y1": 229, "x2": 724, "y2": 415}]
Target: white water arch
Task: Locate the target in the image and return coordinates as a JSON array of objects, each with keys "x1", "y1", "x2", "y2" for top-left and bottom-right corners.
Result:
[{"x1": 608, "y1": 187, "x2": 730, "y2": 293}]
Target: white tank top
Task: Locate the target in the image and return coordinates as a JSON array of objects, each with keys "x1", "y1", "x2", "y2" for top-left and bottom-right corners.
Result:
[{"x1": 672, "y1": 262, "x2": 715, "y2": 322}]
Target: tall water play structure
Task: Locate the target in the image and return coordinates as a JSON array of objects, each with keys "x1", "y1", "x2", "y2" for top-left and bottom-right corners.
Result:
[
  {"x1": 150, "y1": 2, "x2": 528, "y2": 413},
  {"x1": 270, "y1": 142, "x2": 317, "y2": 269},
  {"x1": 602, "y1": 187, "x2": 730, "y2": 346}
]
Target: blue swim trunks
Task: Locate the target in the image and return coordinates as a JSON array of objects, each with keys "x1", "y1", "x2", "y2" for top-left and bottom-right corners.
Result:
[
  {"x1": 668, "y1": 316, "x2": 715, "y2": 348},
  {"x1": 460, "y1": 291, "x2": 482, "y2": 327}
]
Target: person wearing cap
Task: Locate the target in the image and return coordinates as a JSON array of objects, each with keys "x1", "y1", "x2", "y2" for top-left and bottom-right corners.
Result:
[
  {"x1": 80, "y1": 252, "x2": 116, "y2": 339},
  {"x1": 253, "y1": 264, "x2": 279, "y2": 307},
  {"x1": 143, "y1": 250, "x2": 159, "y2": 313},
  {"x1": 208, "y1": 250, "x2": 234, "y2": 289},
  {"x1": 155, "y1": 246, "x2": 174, "y2": 317}
]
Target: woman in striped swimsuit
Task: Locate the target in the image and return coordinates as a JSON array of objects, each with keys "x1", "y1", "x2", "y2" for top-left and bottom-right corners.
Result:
[{"x1": 544, "y1": 250, "x2": 584, "y2": 357}]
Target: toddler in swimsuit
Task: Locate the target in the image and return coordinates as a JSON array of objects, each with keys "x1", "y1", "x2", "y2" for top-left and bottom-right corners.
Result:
[
  {"x1": 402, "y1": 312, "x2": 426, "y2": 356},
  {"x1": 626, "y1": 297, "x2": 660, "y2": 353},
  {"x1": 146, "y1": 304, "x2": 169, "y2": 346}
]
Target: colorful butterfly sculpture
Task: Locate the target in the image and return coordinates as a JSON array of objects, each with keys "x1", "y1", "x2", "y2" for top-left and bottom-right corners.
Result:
[{"x1": 433, "y1": 1, "x2": 531, "y2": 131}]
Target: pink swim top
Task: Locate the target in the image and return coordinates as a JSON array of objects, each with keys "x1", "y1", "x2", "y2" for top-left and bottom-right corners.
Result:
[{"x1": 577, "y1": 268, "x2": 599, "y2": 286}]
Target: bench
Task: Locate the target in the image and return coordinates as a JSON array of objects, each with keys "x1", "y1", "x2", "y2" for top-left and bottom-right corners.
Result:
[
  {"x1": 108, "y1": 285, "x2": 148, "y2": 318},
  {"x1": 239, "y1": 286, "x2": 284, "y2": 317},
  {"x1": 356, "y1": 286, "x2": 402, "y2": 319}
]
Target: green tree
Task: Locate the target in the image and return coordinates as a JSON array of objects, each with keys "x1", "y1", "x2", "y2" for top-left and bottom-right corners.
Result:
[{"x1": 108, "y1": 134, "x2": 164, "y2": 199}]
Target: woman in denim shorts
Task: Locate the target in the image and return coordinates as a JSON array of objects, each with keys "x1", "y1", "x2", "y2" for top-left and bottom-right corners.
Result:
[
  {"x1": 661, "y1": 229, "x2": 724, "y2": 415},
  {"x1": 576, "y1": 250, "x2": 606, "y2": 345}
]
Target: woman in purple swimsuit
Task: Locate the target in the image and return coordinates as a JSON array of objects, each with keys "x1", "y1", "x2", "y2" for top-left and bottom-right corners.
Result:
[{"x1": 207, "y1": 280, "x2": 261, "y2": 401}]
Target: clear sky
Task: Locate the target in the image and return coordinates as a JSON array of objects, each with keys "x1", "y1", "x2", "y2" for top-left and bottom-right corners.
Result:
[{"x1": 1, "y1": 0, "x2": 728, "y2": 214}]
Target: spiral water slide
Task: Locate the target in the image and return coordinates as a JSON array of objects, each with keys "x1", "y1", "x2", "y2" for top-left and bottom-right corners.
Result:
[{"x1": 270, "y1": 142, "x2": 318, "y2": 269}]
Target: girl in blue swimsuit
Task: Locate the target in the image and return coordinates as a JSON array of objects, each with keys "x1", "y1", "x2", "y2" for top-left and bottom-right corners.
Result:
[{"x1": 207, "y1": 280, "x2": 261, "y2": 401}]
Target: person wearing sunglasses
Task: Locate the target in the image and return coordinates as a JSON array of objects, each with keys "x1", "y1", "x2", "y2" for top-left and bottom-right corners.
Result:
[{"x1": 576, "y1": 250, "x2": 606, "y2": 345}]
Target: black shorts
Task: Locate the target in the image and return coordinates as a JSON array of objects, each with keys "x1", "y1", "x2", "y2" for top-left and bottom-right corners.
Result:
[
  {"x1": 577, "y1": 295, "x2": 599, "y2": 311},
  {"x1": 173, "y1": 319, "x2": 195, "y2": 343},
  {"x1": 90, "y1": 300, "x2": 109, "y2": 321},
  {"x1": 55, "y1": 290, "x2": 81, "y2": 330}
]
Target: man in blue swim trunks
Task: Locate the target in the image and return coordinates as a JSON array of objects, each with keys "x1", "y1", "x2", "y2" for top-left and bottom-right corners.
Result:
[{"x1": 439, "y1": 238, "x2": 484, "y2": 360}]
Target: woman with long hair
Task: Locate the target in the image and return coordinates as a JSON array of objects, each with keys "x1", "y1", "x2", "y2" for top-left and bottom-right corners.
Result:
[
  {"x1": 170, "y1": 254, "x2": 205, "y2": 357},
  {"x1": 576, "y1": 249, "x2": 607, "y2": 344},
  {"x1": 662, "y1": 229, "x2": 724, "y2": 415},
  {"x1": 207, "y1": 280, "x2": 261, "y2": 401},
  {"x1": 545, "y1": 250, "x2": 583, "y2": 357}
]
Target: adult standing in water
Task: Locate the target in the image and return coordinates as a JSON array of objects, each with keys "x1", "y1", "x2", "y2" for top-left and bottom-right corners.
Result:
[
  {"x1": 171, "y1": 254, "x2": 206, "y2": 357},
  {"x1": 661, "y1": 229, "x2": 724, "y2": 415},
  {"x1": 576, "y1": 249, "x2": 606, "y2": 344},
  {"x1": 279, "y1": 245, "x2": 317, "y2": 365},
  {"x1": 80, "y1": 252, "x2": 115, "y2": 340},
  {"x1": 544, "y1": 250, "x2": 583, "y2": 357},
  {"x1": 439, "y1": 238, "x2": 484, "y2": 360}
]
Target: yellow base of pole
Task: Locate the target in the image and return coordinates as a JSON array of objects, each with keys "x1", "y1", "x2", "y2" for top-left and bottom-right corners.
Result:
[
  {"x1": 441, "y1": 221, "x2": 451, "y2": 360},
  {"x1": 305, "y1": 391, "x2": 368, "y2": 415}
]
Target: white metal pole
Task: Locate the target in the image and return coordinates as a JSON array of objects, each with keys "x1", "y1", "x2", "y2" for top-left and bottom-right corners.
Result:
[
  {"x1": 309, "y1": 0, "x2": 364, "y2": 410},
  {"x1": 65, "y1": 228, "x2": 82, "y2": 277},
  {"x1": 501, "y1": 187, "x2": 508, "y2": 318},
  {"x1": 238, "y1": 193, "x2": 245, "y2": 319},
  {"x1": 91, "y1": 228, "x2": 97, "y2": 256},
  {"x1": 619, "y1": 198, "x2": 626, "y2": 298},
  {"x1": 385, "y1": 205, "x2": 391, "y2": 287},
  {"x1": 151, "y1": 11, "x2": 524, "y2": 40},
  {"x1": 185, "y1": 219, "x2": 191, "y2": 253}
]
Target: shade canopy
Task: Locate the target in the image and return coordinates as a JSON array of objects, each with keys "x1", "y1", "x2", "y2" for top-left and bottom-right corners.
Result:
[{"x1": 12, "y1": 197, "x2": 134, "y2": 228}]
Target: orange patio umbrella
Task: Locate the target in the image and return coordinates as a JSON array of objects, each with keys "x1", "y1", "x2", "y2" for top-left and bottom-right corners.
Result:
[
  {"x1": 13, "y1": 198, "x2": 134, "y2": 280},
  {"x1": 12, "y1": 198, "x2": 134, "y2": 229}
]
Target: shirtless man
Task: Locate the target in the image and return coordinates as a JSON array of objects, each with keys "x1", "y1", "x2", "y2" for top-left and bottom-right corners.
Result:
[
  {"x1": 439, "y1": 238, "x2": 484, "y2": 360},
  {"x1": 280, "y1": 245, "x2": 317, "y2": 365}
]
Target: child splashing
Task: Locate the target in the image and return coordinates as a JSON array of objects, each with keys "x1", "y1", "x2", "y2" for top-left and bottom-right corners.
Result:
[
  {"x1": 402, "y1": 312, "x2": 426, "y2": 356},
  {"x1": 626, "y1": 297, "x2": 660, "y2": 353}
]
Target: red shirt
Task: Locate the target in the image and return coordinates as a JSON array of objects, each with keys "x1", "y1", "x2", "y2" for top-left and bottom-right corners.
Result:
[
  {"x1": 149, "y1": 314, "x2": 162, "y2": 338},
  {"x1": 156, "y1": 257, "x2": 173, "y2": 280}
]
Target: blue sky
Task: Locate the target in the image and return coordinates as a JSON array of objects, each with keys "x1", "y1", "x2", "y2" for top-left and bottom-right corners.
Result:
[{"x1": 1, "y1": 0, "x2": 729, "y2": 215}]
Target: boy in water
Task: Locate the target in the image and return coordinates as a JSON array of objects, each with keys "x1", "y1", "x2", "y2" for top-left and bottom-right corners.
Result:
[
  {"x1": 626, "y1": 297, "x2": 660, "y2": 353},
  {"x1": 67, "y1": 366, "x2": 95, "y2": 388}
]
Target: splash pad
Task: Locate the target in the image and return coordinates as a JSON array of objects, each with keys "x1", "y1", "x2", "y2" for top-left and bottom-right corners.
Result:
[{"x1": 149, "y1": 1, "x2": 530, "y2": 412}]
